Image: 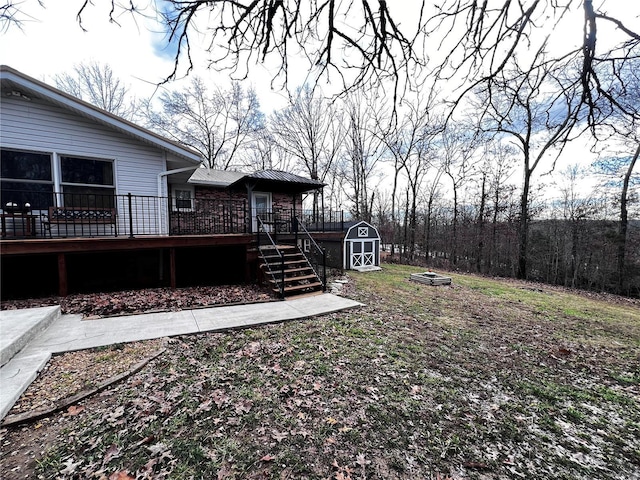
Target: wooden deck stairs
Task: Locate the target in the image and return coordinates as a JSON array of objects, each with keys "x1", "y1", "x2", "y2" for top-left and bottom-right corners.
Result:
[{"x1": 259, "y1": 244, "x2": 324, "y2": 297}]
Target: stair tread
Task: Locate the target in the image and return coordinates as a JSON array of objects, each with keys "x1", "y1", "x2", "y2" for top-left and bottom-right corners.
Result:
[
  {"x1": 262, "y1": 253, "x2": 305, "y2": 259},
  {"x1": 262, "y1": 259, "x2": 308, "y2": 266},
  {"x1": 273, "y1": 282, "x2": 323, "y2": 293},
  {"x1": 264, "y1": 266, "x2": 314, "y2": 274},
  {"x1": 268, "y1": 274, "x2": 319, "y2": 284}
]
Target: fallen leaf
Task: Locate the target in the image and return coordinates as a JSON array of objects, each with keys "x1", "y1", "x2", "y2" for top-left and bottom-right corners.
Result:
[
  {"x1": 271, "y1": 430, "x2": 288, "y2": 443},
  {"x1": 260, "y1": 454, "x2": 275, "y2": 462},
  {"x1": 235, "y1": 399, "x2": 253, "y2": 415},
  {"x1": 102, "y1": 443, "x2": 121, "y2": 464},
  {"x1": 67, "y1": 405, "x2": 84, "y2": 416},
  {"x1": 60, "y1": 458, "x2": 80, "y2": 475},
  {"x1": 109, "y1": 471, "x2": 135, "y2": 480}
]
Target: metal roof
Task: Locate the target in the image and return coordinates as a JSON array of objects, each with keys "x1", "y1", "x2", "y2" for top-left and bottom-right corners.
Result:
[
  {"x1": 189, "y1": 168, "x2": 325, "y2": 193},
  {"x1": 243, "y1": 170, "x2": 325, "y2": 187},
  {"x1": 188, "y1": 168, "x2": 246, "y2": 187}
]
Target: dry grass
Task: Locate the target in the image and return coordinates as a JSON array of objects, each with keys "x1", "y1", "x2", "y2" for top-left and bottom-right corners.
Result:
[{"x1": 1, "y1": 264, "x2": 638, "y2": 479}]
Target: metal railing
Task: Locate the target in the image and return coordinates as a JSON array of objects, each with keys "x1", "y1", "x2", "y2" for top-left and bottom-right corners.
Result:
[
  {"x1": 294, "y1": 216, "x2": 327, "y2": 291},
  {"x1": 0, "y1": 189, "x2": 348, "y2": 239},
  {"x1": 256, "y1": 215, "x2": 286, "y2": 298}
]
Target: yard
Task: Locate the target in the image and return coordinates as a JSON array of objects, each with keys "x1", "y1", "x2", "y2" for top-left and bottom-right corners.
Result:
[{"x1": 1, "y1": 264, "x2": 639, "y2": 479}]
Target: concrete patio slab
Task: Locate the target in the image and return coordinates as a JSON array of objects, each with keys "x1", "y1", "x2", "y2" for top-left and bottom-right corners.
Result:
[
  {"x1": 0, "y1": 293, "x2": 363, "y2": 421},
  {"x1": 0, "y1": 306, "x2": 59, "y2": 366}
]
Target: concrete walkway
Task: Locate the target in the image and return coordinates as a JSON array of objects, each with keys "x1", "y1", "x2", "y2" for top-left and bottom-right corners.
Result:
[{"x1": 0, "y1": 293, "x2": 362, "y2": 420}]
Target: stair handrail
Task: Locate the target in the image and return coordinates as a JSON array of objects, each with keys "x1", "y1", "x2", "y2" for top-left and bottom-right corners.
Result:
[
  {"x1": 294, "y1": 216, "x2": 327, "y2": 292},
  {"x1": 256, "y1": 215, "x2": 285, "y2": 298}
]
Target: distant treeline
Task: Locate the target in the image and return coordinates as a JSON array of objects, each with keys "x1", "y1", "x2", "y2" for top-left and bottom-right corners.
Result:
[{"x1": 376, "y1": 216, "x2": 640, "y2": 298}]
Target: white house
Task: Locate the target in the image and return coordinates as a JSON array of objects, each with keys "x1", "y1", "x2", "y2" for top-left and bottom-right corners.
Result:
[{"x1": 0, "y1": 65, "x2": 202, "y2": 236}]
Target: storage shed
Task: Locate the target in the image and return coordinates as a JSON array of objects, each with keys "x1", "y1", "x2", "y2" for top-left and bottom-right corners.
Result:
[{"x1": 343, "y1": 221, "x2": 381, "y2": 270}]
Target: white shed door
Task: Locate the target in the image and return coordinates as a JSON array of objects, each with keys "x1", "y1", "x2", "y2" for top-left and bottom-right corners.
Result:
[{"x1": 351, "y1": 240, "x2": 375, "y2": 268}]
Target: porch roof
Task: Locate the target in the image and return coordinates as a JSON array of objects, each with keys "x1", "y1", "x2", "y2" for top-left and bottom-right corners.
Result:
[
  {"x1": 229, "y1": 170, "x2": 325, "y2": 194},
  {"x1": 189, "y1": 168, "x2": 325, "y2": 194},
  {"x1": 188, "y1": 168, "x2": 245, "y2": 187}
]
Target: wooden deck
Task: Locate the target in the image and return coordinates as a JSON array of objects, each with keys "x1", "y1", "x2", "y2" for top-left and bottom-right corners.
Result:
[
  {"x1": 1, "y1": 234, "x2": 256, "y2": 298},
  {"x1": 0, "y1": 233, "x2": 254, "y2": 255}
]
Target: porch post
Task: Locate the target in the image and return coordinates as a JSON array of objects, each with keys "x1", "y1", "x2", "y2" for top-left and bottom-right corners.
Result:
[
  {"x1": 321, "y1": 188, "x2": 325, "y2": 232},
  {"x1": 246, "y1": 183, "x2": 254, "y2": 234},
  {"x1": 57, "y1": 253, "x2": 68, "y2": 296},
  {"x1": 169, "y1": 247, "x2": 176, "y2": 289}
]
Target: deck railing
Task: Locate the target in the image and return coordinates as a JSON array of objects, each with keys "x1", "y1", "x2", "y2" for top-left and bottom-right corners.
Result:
[{"x1": 0, "y1": 190, "x2": 349, "y2": 239}]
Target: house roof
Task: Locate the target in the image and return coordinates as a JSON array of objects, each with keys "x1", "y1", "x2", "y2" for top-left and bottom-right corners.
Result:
[
  {"x1": 228, "y1": 170, "x2": 325, "y2": 193},
  {"x1": 188, "y1": 168, "x2": 246, "y2": 187},
  {"x1": 242, "y1": 170, "x2": 325, "y2": 186},
  {"x1": 189, "y1": 168, "x2": 325, "y2": 193},
  {"x1": 0, "y1": 65, "x2": 203, "y2": 165}
]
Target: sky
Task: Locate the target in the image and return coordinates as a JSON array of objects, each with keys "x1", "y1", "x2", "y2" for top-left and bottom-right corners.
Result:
[{"x1": 0, "y1": 1, "x2": 293, "y2": 112}]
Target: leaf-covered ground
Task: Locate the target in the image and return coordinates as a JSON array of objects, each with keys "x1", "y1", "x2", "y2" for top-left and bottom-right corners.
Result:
[
  {"x1": 1, "y1": 264, "x2": 639, "y2": 479},
  {"x1": 0, "y1": 285, "x2": 273, "y2": 318}
]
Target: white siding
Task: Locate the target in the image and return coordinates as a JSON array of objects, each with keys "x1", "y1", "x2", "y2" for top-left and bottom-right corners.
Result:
[
  {"x1": 1, "y1": 95, "x2": 169, "y2": 196},
  {"x1": 1, "y1": 96, "x2": 177, "y2": 234}
]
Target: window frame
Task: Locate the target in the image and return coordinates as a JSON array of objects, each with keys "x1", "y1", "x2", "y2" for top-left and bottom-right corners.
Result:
[
  {"x1": 172, "y1": 185, "x2": 195, "y2": 212},
  {"x1": 0, "y1": 148, "x2": 54, "y2": 210},
  {"x1": 58, "y1": 154, "x2": 116, "y2": 208},
  {"x1": 0, "y1": 147, "x2": 117, "y2": 210}
]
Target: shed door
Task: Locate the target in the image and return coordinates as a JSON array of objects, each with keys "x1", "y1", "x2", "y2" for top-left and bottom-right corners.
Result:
[{"x1": 351, "y1": 240, "x2": 375, "y2": 268}]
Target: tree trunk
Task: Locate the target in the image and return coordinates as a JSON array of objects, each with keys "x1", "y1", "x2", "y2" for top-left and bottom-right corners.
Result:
[
  {"x1": 618, "y1": 143, "x2": 640, "y2": 293},
  {"x1": 476, "y1": 173, "x2": 487, "y2": 273},
  {"x1": 517, "y1": 168, "x2": 531, "y2": 280}
]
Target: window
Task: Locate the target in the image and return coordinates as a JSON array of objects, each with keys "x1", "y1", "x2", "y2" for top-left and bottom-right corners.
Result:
[
  {"x1": 1, "y1": 149, "x2": 115, "y2": 210},
  {"x1": 60, "y1": 156, "x2": 115, "y2": 208},
  {"x1": 173, "y1": 187, "x2": 194, "y2": 211},
  {"x1": 358, "y1": 226, "x2": 369, "y2": 237},
  {"x1": 0, "y1": 149, "x2": 53, "y2": 209}
]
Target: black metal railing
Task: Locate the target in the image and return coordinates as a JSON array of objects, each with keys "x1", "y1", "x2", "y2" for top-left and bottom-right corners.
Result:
[
  {"x1": 256, "y1": 215, "x2": 286, "y2": 298},
  {"x1": 294, "y1": 216, "x2": 327, "y2": 291},
  {"x1": 0, "y1": 189, "x2": 348, "y2": 239},
  {"x1": 260, "y1": 208, "x2": 350, "y2": 235},
  {"x1": 170, "y1": 197, "x2": 247, "y2": 235}
]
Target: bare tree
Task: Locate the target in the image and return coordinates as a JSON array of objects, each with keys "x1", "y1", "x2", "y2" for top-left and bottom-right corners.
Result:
[
  {"x1": 477, "y1": 59, "x2": 580, "y2": 279},
  {"x1": 555, "y1": 164, "x2": 599, "y2": 287},
  {"x1": 428, "y1": 0, "x2": 640, "y2": 136},
  {"x1": 142, "y1": 77, "x2": 264, "y2": 169},
  {"x1": 54, "y1": 62, "x2": 136, "y2": 119},
  {"x1": 376, "y1": 95, "x2": 436, "y2": 258},
  {"x1": 74, "y1": 1, "x2": 428, "y2": 107},
  {"x1": 271, "y1": 86, "x2": 344, "y2": 215},
  {"x1": 439, "y1": 124, "x2": 481, "y2": 266},
  {"x1": 339, "y1": 92, "x2": 385, "y2": 223},
  {"x1": 1, "y1": 1, "x2": 43, "y2": 33},
  {"x1": 486, "y1": 143, "x2": 518, "y2": 275},
  {"x1": 590, "y1": 58, "x2": 640, "y2": 294}
]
